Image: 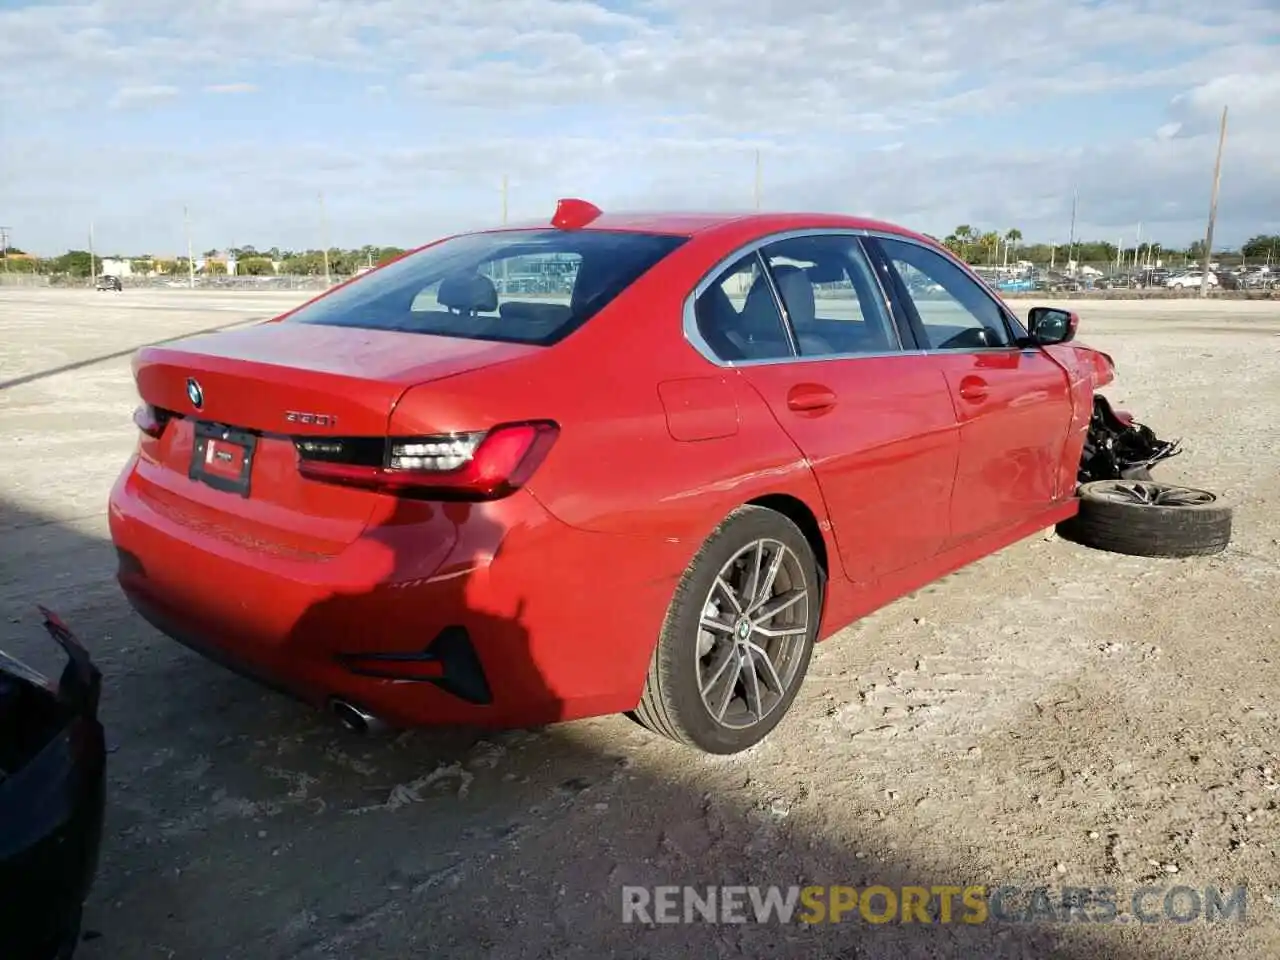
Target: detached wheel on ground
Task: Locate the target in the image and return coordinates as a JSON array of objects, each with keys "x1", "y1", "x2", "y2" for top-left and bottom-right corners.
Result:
[
  {"x1": 634, "y1": 505, "x2": 821, "y2": 754},
  {"x1": 1057, "y1": 480, "x2": 1232, "y2": 558}
]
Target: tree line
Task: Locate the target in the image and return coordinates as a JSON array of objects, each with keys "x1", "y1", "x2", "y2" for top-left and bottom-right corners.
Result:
[
  {"x1": 0, "y1": 244, "x2": 409, "y2": 279},
  {"x1": 930, "y1": 228, "x2": 1280, "y2": 268},
  {"x1": 4, "y1": 232, "x2": 1279, "y2": 279}
]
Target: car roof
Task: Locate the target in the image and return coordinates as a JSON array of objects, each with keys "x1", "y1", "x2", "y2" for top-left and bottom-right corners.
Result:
[{"x1": 494, "y1": 206, "x2": 935, "y2": 245}]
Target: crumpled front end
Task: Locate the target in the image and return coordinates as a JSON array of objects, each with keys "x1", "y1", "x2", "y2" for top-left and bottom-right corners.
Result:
[{"x1": 1078, "y1": 395, "x2": 1182, "y2": 483}]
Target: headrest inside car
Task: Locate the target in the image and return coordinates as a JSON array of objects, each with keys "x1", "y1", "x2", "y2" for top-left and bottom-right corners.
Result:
[
  {"x1": 805, "y1": 259, "x2": 846, "y2": 284},
  {"x1": 437, "y1": 272, "x2": 498, "y2": 314}
]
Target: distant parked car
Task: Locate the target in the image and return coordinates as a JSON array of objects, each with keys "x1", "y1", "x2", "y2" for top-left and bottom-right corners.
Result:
[
  {"x1": 95, "y1": 275, "x2": 122, "y2": 292},
  {"x1": 1165, "y1": 271, "x2": 1217, "y2": 289},
  {"x1": 1038, "y1": 273, "x2": 1081, "y2": 292},
  {"x1": 1091, "y1": 274, "x2": 1129, "y2": 290},
  {"x1": 995, "y1": 276, "x2": 1035, "y2": 292}
]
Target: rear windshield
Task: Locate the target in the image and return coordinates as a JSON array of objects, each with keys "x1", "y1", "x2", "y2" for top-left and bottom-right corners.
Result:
[{"x1": 284, "y1": 229, "x2": 687, "y2": 345}]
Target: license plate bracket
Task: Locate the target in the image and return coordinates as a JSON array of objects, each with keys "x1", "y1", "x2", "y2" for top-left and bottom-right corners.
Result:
[{"x1": 189, "y1": 421, "x2": 257, "y2": 498}]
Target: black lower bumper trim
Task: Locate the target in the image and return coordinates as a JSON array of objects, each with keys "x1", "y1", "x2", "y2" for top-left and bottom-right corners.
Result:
[{"x1": 336, "y1": 625, "x2": 493, "y2": 705}]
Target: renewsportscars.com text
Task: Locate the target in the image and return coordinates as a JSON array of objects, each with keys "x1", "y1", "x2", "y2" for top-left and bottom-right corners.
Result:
[{"x1": 621, "y1": 884, "x2": 1250, "y2": 925}]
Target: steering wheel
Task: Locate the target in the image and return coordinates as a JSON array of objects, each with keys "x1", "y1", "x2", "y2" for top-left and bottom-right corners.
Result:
[{"x1": 936, "y1": 326, "x2": 996, "y2": 350}]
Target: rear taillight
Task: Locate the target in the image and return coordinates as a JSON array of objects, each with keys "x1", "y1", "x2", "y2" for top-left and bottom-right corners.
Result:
[
  {"x1": 133, "y1": 404, "x2": 172, "y2": 438},
  {"x1": 295, "y1": 421, "x2": 559, "y2": 501}
]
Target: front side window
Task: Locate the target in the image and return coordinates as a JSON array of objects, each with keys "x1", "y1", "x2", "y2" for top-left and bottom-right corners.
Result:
[
  {"x1": 758, "y1": 235, "x2": 899, "y2": 357},
  {"x1": 285, "y1": 229, "x2": 686, "y2": 346},
  {"x1": 875, "y1": 237, "x2": 1013, "y2": 350}
]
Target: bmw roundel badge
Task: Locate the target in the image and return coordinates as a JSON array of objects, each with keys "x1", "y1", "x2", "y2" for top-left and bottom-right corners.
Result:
[{"x1": 186, "y1": 377, "x2": 204, "y2": 409}]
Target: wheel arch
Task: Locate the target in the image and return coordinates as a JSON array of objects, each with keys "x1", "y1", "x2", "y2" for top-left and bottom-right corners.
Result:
[{"x1": 744, "y1": 492, "x2": 831, "y2": 583}]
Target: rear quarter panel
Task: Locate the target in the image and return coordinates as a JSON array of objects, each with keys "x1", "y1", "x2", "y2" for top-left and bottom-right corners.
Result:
[{"x1": 390, "y1": 228, "x2": 836, "y2": 562}]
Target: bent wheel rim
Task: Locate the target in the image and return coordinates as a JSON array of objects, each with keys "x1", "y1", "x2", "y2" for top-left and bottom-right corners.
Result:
[
  {"x1": 1091, "y1": 480, "x2": 1216, "y2": 507},
  {"x1": 695, "y1": 538, "x2": 810, "y2": 731}
]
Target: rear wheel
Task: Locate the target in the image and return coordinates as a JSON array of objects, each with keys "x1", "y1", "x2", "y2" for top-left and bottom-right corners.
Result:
[
  {"x1": 634, "y1": 506, "x2": 820, "y2": 754},
  {"x1": 1058, "y1": 480, "x2": 1232, "y2": 558}
]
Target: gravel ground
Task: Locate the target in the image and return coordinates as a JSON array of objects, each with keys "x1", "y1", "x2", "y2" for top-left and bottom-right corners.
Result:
[{"x1": 1, "y1": 287, "x2": 1278, "y2": 959}]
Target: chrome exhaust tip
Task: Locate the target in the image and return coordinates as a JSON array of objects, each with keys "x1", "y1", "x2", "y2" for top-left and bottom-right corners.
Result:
[{"x1": 329, "y1": 698, "x2": 389, "y2": 736}]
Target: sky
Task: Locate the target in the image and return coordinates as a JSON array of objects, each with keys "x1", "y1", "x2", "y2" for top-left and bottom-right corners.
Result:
[{"x1": 1, "y1": 0, "x2": 1278, "y2": 257}]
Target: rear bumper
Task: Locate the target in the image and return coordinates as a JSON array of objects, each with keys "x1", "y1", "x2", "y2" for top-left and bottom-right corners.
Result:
[{"x1": 109, "y1": 460, "x2": 688, "y2": 728}]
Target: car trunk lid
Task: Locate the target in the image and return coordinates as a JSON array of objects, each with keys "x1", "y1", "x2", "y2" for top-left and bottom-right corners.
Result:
[{"x1": 130, "y1": 322, "x2": 539, "y2": 552}]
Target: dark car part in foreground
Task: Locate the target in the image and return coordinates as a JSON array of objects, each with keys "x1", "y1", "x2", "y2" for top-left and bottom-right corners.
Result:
[
  {"x1": 0, "y1": 608, "x2": 106, "y2": 960},
  {"x1": 1062, "y1": 395, "x2": 1231, "y2": 557}
]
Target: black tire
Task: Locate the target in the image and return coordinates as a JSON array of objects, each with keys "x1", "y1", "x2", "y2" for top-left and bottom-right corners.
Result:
[
  {"x1": 1057, "y1": 480, "x2": 1232, "y2": 558},
  {"x1": 633, "y1": 505, "x2": 820, "y2": 754}
]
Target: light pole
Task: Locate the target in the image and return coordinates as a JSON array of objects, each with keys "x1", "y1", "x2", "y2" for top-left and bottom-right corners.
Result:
[
  {"x1": 753, "y1": 149, "x2": 762, "y2": 210},
  {"x1": 319, "y1": 192, "x2": 331, "y2": 286},
  {"x1": 1066, "y1": 186, "x2": 1078, "y2": 276},
  {"x1": 184, "y1": 205, "x2": 196, "y2": 288},
  {"x1": 1200, "y1": 105, "x2": 1229, "y2": 299}
]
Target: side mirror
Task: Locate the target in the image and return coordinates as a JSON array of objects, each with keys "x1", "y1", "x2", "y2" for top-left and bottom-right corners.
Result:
[{"x1": 1026, "y1": 306, "x2": 1078, "y2": 345}]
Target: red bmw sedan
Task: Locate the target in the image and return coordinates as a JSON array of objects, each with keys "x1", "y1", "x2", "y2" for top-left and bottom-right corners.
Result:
[{"x1": 109, "y1": 199, "x2": 1115, "y2": 754}]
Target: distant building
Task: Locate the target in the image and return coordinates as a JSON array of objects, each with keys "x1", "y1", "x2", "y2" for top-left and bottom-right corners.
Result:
[
  {"x1": 100, "y1": 258, "x2": 133, "y2": 277},
  {"x1": 196, "y1": 252, "x2": 238, "y2": 275}
]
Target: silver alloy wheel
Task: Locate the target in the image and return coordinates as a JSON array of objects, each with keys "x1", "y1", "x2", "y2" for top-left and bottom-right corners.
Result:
[
  {"x1": 694, "y1": 537, "x2": 811, "y2": 731},
  {"x1": 1089, "y1": 480, "x2": 1217, "y2": 507}
]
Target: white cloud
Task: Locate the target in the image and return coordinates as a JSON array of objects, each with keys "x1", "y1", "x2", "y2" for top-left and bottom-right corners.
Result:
[
  {"x1": 204, "y1": 82, "x2": 257, "y2": 94},
  {"x1": 1, "y1": 0, "x2": 1279, "y2": 252},
  {"x1": 108, "y1": 83, "x2": 180, "y2": 109}
]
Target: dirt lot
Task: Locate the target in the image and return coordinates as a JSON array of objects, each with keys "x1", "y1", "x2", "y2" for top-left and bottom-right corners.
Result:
[{"x1": 2, "y1": 287, "x2": 1278, "y2": 959}]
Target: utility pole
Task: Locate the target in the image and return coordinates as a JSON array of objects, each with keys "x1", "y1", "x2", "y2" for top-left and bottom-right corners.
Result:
[
  {"x1": 1066, "y1": 186, "x2": 1078, "y2": 275},
  {"x1": 318, "y1": 192, "x2": 331, "y2": 287},
  {"x1": 89, "y1": 221, "x2": 97, "y2": 285},
  {"x1": 753, "y1": 149, "x2": 762, "y2": 210},
  {"x1": 184, "y1": 205, "x2": 195, "y2": 288},
  {"x1": 0, "y1": 226, "x2": 10, "y2": 273},
  {"x1": 1200, "y1": 105, "x2": 1228, "y2": 299},
  {"x1": 500, "y1": 175, "x2": 510, "y2": 294}
]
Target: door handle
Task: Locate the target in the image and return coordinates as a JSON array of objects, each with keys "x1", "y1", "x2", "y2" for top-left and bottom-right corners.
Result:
[
  {"x1": 958, "y1": 375, "x2": 988, "y2": 402},
  {"x1": 786, "y1": 384, "x2": 837, "y2": 413}
]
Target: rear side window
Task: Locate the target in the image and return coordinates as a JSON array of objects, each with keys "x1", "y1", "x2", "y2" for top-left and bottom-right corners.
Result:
[{"x1": 285, "y1": 229, "x2": 687, "y2": 345}]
